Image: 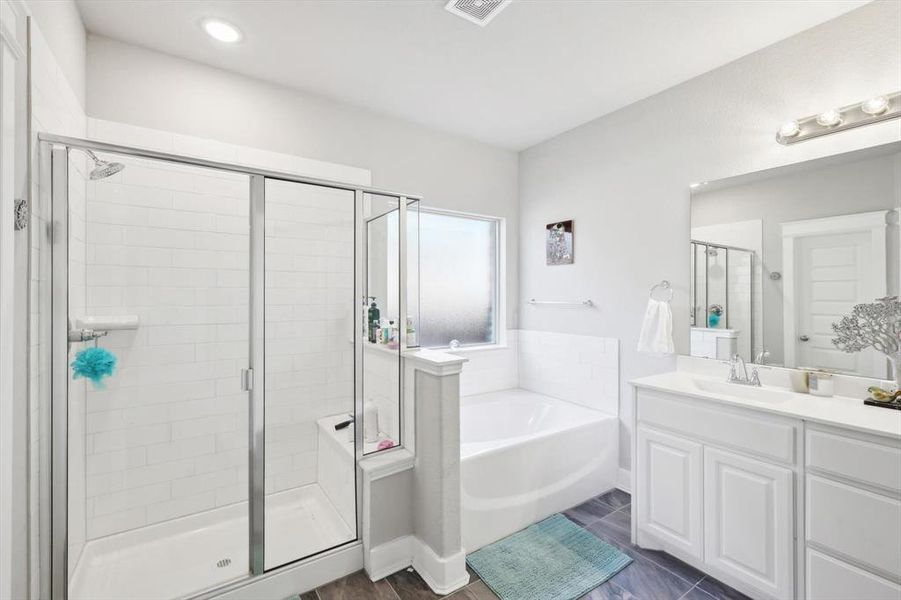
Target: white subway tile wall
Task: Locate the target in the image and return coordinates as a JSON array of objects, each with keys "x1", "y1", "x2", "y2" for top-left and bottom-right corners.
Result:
[
  {"x1": 75, "y1": 123, "x2": 366, "y2": 539},
  {"x1": 82, "y1": 156, "x2": 251, "y2": 539},
  {"x1": 456, "y1": 330, "x2": 519, "y2": 396},
  {"x1": 518, "y1": 330, "x2": 619, "y2": 415},
  {"x1": 455, "y1": 330, "x2": 619, "y2": 417},
  {"x1": 264, "y1": 179, "x2": 355, "y2": 497},
  {"x1": 363, "y1": 344, "x2": 401, "y2": 448}
]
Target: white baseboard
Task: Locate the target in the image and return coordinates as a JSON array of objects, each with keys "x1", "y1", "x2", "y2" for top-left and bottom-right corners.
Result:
[
  {"x1": 616, "y1": 468, "x2": 631, "y2": 494},
  {"x1": 365, "y1": 535, "x2": 469, "y2": 595},
  {"x1": 412, "y1": 539, "x2": 469, "y2": 595},
  {"x1": 366, "y1": 535, "x2": 414, "y2": 581}
]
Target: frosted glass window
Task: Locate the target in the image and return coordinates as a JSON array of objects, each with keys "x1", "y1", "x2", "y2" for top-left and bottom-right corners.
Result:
[{"x1": 420, "y1": 212, "x2": 498, "y2": 347}]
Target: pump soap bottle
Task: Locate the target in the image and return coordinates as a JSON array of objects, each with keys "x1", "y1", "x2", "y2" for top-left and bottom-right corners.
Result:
[{"x1": 367, "y1": 298, "x2": 380, "y2": 343}]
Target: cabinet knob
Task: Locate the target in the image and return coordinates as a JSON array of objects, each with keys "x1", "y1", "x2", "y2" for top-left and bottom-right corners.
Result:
[{"x1": 799, "y1": 335, "x2": 810, "y2": 342}]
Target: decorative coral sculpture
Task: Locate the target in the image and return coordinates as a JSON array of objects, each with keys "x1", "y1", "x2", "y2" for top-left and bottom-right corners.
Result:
[{"x1": 831, "y1": 296, "x2": 901, "y2": 393}]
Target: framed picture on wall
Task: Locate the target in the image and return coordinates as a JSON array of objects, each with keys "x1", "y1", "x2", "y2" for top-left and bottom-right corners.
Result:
[{"x1": 546, "y1": 220, "x2": 574, "y2": 265}]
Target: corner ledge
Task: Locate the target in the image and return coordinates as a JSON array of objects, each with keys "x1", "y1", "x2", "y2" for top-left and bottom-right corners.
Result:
[
  {"x1": 359, "y1": 448, "x2": 415, "y2": 480},
  {"x1": 404, "y1": 349, "x2": 468, "y2": 376}
]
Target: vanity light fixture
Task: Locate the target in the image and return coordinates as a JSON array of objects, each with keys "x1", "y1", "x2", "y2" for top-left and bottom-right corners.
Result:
[
  {"x1": 778, "y1": 120, "x2": 801, "y2": 139},
  {"x1": 815, "y1": 108, "x2": 842, "y2": 127},
  {"x1": 202, "y1": 18, "x2": 242, "y2": 43},
  {"x1": 776, "y1": 91, "x2": 900, "y2": 145},
  {"x1": 862, "y1": 95, "x2": 889, "y2": 116}
]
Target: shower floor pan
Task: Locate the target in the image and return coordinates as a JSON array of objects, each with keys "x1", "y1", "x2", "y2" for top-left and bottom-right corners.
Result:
[{"x1": 69, "y1": 484, "x2": 354, "y2": 600}]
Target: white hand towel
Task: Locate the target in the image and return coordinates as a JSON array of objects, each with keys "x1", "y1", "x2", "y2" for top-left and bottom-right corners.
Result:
[{"x1": 637, "y1": 299, "x2": 674, "y2": 355}]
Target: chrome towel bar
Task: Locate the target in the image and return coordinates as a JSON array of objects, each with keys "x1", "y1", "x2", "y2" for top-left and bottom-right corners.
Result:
[{"x1": 528, "y1": 299, "x2": 594, "y2": 307}]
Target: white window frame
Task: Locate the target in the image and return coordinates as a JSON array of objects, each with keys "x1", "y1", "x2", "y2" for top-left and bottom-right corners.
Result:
[{"x1": 417, "y1": 206, "x2": 506, "y2": 350}]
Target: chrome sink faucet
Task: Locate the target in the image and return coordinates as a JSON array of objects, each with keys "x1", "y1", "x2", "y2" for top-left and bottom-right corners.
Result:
[{"x1": 727, "y1": 354, "x2": 761, "y2": 386}]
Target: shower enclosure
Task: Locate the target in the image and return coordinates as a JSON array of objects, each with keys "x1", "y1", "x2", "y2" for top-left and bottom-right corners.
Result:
[
  {"x1": 40, "y1": 135, "x2": 418, "y2": 600},
  {"x1": 689, "y1": 239, "x2": 756, "y2": 361}
]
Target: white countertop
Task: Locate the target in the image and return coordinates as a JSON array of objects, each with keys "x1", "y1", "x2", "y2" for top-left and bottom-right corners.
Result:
[{"x1": 631, "y1": 370, "x2": 901, "y2": 439}]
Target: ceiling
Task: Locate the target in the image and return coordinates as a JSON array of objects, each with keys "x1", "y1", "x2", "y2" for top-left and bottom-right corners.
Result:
[{"x1": 75, "y1": 0, "x2": 869, "y2": 150}]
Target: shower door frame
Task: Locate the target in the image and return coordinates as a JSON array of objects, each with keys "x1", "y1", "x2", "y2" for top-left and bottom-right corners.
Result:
[{"x1": 42, "y1": 133, "x2": 417, "y2": 599}]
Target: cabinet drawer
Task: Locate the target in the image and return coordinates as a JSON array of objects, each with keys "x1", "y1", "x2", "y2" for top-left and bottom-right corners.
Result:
[
  {"x1": 637, "y1": 389, "x2": 796, "y2": 464},
  {"x1": 807, "y1": 475, "x2": 901, "y2": 579},
  {"x1": 806, "y1": 549, "x2": 900, "y2": 600},
  {"x1": 806, "y1": 427, "x2": 901, "y2": 492}
]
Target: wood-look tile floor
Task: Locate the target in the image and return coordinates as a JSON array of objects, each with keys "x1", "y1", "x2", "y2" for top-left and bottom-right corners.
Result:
[{"x1": 294, "y1": 490, "x2": 750, "y2": 600}]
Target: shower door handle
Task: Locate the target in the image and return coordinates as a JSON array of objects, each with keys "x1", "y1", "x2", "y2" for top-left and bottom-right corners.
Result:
[{"x1": 241, "y1": 368, "x2": 254, "y2": 391}]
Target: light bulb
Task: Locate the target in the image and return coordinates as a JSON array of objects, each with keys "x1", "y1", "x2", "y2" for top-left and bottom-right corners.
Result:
[
  {"x1": 862, "y1": 96, "x2": 889, "y2": 116},
  {"x1": 202, "y1": 19, "x2": 242, "y2": 43},
  {"x1": 778, "y1": 120, "x2": 801, "y2": 138},
  {"x1": 816, "y1": 109, "x2": 842, "y2": 127}
]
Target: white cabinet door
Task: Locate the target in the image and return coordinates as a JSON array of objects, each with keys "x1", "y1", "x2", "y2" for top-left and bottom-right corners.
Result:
[
  {"x1": 636, "y1": 426, "x2": 703, "y2": 559},
  {"x1": 704, "y1": 447, "x2": 794, "y2": 599}
]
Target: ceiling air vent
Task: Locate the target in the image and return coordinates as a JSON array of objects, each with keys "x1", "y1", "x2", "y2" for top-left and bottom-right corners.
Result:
[{"x1": 444, "y1": 0, "x2": 512, "y2": 27}]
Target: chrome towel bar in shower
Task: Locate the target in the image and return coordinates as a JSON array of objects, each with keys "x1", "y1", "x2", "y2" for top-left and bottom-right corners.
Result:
[{"x1": 528, "y1": 298, "x2": 595, "y2": 307}]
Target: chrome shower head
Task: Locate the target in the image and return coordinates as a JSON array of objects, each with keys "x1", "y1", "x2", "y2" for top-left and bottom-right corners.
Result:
[{"x1": 83, "y1": 149, "x2": 125, "y2": 180}]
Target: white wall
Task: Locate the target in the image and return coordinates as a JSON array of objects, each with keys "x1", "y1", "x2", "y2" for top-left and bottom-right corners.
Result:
[
  {"x1": 0, "y1": 3, "x2": 29, "y2": 598},
  {"x1": 85, "y1": 34, "x2": 520, "y2": 330},
  {"x1": 518, "y1": 0, "x2": 901, "y2": 471},
  {"x1": 24, "y1": 0, "x2": 85, "y2": 104}
]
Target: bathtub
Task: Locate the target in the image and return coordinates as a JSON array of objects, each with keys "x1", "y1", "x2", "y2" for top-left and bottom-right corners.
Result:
[{"x1": 461, "y1": 388, "x2": 618, "y2": 551}]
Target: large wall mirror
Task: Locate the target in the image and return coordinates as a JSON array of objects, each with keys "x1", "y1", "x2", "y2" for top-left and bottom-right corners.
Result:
[{"x1": 688, "y1": 142, "x2": 900, "y2": 379}]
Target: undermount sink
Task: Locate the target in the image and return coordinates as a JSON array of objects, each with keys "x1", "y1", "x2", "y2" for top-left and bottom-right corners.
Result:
[{"x1": 690, "y1": 377, "x2": 793, "y2": 403}]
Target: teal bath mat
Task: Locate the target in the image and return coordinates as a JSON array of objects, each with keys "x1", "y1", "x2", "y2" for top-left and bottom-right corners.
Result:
[{"x1": 467, "y1": 513, "x2": 632, "y2": 600}]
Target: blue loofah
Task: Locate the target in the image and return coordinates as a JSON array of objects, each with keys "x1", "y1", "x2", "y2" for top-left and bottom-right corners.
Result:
[{"x1": 71, "y1": 347, "x2": 117, "y2": 388}]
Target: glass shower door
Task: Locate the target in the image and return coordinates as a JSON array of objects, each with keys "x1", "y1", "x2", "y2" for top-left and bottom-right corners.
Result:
[
  {"x1": 262, "y1": 178, "x2": 357, "y2": 569},
  {"x1": 49, "y1": 137, "x2": 416, "y2": 598},
  {"x1": 58, "y1": 147, "x2": 252, "y2": 599}
]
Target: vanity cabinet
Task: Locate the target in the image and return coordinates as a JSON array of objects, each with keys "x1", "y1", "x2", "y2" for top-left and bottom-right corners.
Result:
[
  {"x1": 634, "y1": 389, "x2": 797, "y2": 599},
  {"x1": 633, "y1": 384, "x2": 901, "y2": 600},
  {"x1": 804, "y1": 424, "x2": 901, "y2": 600}
]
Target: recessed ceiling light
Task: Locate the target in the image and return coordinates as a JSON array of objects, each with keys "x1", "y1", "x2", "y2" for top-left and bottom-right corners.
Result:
[{"x1": 202, "y1": 18, "x2": 242, "y2": 43}]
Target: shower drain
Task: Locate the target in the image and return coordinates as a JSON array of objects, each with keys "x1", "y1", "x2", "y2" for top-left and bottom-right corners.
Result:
[{"x1": 217, "y1": 558, "x2": 232, "y2": 568}]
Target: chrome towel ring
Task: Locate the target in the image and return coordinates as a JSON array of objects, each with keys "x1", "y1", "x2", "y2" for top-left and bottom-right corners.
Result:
[{"x1": 649, "y1": 280, "x2": 674, "y2": 302}]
